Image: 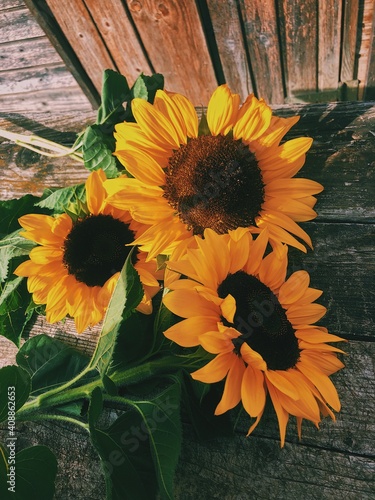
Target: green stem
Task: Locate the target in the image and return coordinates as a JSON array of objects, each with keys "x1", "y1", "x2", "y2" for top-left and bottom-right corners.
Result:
[
  {"x1": 16, "y1": 355, "x2": 198, "y2": 420},
  {"x1": 17, "y1": 412, "x2": 89, "y2": 432}
]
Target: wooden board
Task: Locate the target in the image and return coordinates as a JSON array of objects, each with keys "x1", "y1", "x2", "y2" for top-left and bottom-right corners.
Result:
[
  {"x1": 124, "y1": 0, "x2": 217, "y2": 105},
  {"x1": 44, "y1": 0, "x2": 116, "y2": 92},
  {"x1": 0, "y1": 37, "x2": 62, "y2": 71},
  {"x1": 205, "y1": 0, "x2": 253, "y2": 99},
  {"x1": 318, "y1": 0, "x2": 342, "y2": 92},
  {"x1": 238, "y1": 0, "x2": 285, "y2": 103},
  {"x1": 281, "y1": 0, "x2": 318, "y2": 98},
  {"x1": 0, "y1": 6, "x2": 44, "y2": 43},
  {"x1": 84, "y1": 0, "x2": 152, "y2": 87}
]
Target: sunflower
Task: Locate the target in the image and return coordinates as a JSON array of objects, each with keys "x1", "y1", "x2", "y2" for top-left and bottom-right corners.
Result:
[
  {"x1": 104, "y1": 85, "x2": 322, "y2": 260},
  {"x1": 162, "y1": 228, "x2": 345, "y2": 446},
  {"x1": 14, "y1": 169, "x2": 162, "y2": 333}
]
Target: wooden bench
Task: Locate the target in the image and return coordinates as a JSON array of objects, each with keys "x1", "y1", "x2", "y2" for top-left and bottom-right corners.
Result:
[{"x1": 0, "y1": 101, "x2": 374, "y2": 498}]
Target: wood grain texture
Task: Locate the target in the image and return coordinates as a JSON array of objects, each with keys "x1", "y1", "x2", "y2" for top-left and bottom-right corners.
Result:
[
  {"x1": 357, "y1": 0, "x2": 375, "y2": 99},
  {"x1": 44, "y1": 0, "x2": 116, "y2": 92},
  {"x1": 0, "y1": 6, "x2": 44, "y2": 43},
  {"x1": 0, "y1": 102, "x2": 374, "y2": 498},
  {"x1": 0, "y1": 37, "x2": 62, "y2": 71},
  {"x1": 281, "y1": 0, "x2": 318, "y2": 97},
  {"x1": 125, "y1": 0, "x2": 217, "y2": 105},
  {"x1": 340, "y1": 0, "x2": 360, "y2": 84},
  {"x1": 84, "y1": 0, "x2": 152, "y2": 86},
  {"x1": 238, "y1": 0, "x2": 284, "y2": 103},
  {"x1": 205, "y1": 0, "x2": 253, "y2": 99},
  {"x1": 318, "y1": 0, "x2": 342, "y2": 92}
]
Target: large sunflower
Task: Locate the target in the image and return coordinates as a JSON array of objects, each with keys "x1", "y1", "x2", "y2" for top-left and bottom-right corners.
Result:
[
  {"x1": 104, "y1": 85, "x2": 322, "y2": 259},
  {"x1": 14, "y1": 169, "x2": 162, "y2": 333},
  {"x1": 162, "y1": 228, "x2": 345, "y2": 446}
]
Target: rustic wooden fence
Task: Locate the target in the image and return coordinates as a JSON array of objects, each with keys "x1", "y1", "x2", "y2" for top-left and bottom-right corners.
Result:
[{"x1": 23, "y1": 0, "x2": 375, "y2": 106}]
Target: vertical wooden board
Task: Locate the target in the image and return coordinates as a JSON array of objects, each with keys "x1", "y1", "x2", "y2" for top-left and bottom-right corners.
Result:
[
  {"x1": 205, "y1": 0, "x2": 253, "y2": 100},
  {"x1": 340, "y1": 0, "x2": 360, "y2": 84},
  {"x1": 125, "y1": 0, "x2": 217, "y2": 105},
  {"x1": 318, "y1": 0, "x2": 342, "y2": 92},
  {"x1": 84, "y1": 0, "x2": 152, "y2": 86},
  {"x1": 280, "y1": 0, "x2": 318, "y2": 98},
  {"x1": 239, "y1": 0, "x2": 284, "y2": 103},
  {"x1": 365, "y1": 21, "x2": 375, "y2": 99},
  {"x1": 45, "y1": 0, "x2": 116, "y2": 92},
  {"x1": 358, "y1": 0, "x2": 375, "y2": 99}
]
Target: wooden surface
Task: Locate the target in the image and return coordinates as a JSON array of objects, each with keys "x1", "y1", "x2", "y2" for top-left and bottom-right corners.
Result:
[
  {"x1": 0, "y1": 101, "x2": 374, "y2": 498},
  {"x1": 24, "y1": 0, "x2": 375, "y2": 105},
  {"x1": 0, "y1": 0, "x2": 93, "y2": 114}
]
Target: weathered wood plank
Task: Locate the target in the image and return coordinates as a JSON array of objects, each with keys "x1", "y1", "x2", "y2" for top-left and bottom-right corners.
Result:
[
  {"x1": 0, "y1": 87, "x2": 92, "y2": 113},
  {"x1": 0, "y1": 64, "x2": 80, "y2": 94},
  {"x1": 44, "y1": 0, "x2": 116, "y2": 92},
  {"x1": 24, "y1": 0, "x2": 100, "y2": 109},
  {"x1": 340, "y1": 0, "x2": 360, "y2": 90},
  {"x1": 84, "y1": 0, "x2": 152, "y2": 87},
  {"x1": 357, "y1": 0, "x2": 375, "y2": 99},
  {"x1": 274, "y1": 101, "x2": 375, "y2": 221},
  {"x1": 281, "y1": 0, "x2": 318, "y2": 98},
  {"x1": 288, "y1": 223, "x2": 375, "y2": 340},
  {"x1": 125, "y1": 0, "x2": 217, "y2": 105},
  {"x1": 205, "y1": 0, "x2": 253, "y2": 99},
  {"x1": 238, "y1": 0, "x2": 284, "y2": 103},
  {"x1": 318, "y1": 0, "x2": 342, "y2": 92},
  {"x1": 0, "y1": 0, "x2": 25, "y2": 10},
  {"x1": 365, "y1": 13, "x2": 375, "y2": 100},
  {"x1": 0, "y1": 37, "x2": 62, "y2": 71},
  {"x1": 0, "y1": 6, "x2": 44, "y2": 43}
]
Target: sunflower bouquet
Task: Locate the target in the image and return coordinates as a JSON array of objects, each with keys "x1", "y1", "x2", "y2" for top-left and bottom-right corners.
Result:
[{"x1": 0, "y1": 70, "x2": 345, "y2": 499}]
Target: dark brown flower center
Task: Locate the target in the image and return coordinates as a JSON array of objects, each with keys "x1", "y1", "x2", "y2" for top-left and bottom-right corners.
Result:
[
  {"x1": 63, "y1": 214, "x2": 135, "y2": 287},
  {"x1": 163, "y1": 135, "x2": 265, "y2": 235},
  {"x1": 217, "y1": 270, "x2": 300, "y2": 370}
]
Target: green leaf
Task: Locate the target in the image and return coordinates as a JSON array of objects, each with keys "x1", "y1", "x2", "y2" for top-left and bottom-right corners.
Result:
[
  {"x1": 132, "y1": 75, "x2": 148, "y2": 100},
  {"x1": 35, "y1": 184, "x2": 85, "y2": 212},
  {"x1": 16, "y1": 335, "x2": 91, "y2": 395},
  {"x1": 89, "y1": 379, "x2": 181, "y2": 500},
  {"x1": 82, "y1": 125, "x2": 121, "y2": 178},
  {"x1": 0, "y1": 194, "x2": 49, "y2": 239},
  {"x1": 132, "y1": 73, "x2": 164, "y2": 103},
  {"x1": 0, "y1": 278, "x2": 34, "y2": 346},
  {"x1": 88, "y1": 249, "x2": 143, "y2": 378},
  {"x1": 0, "y1": 230, "x2": 37, "y2": 283},
  {"x1": 123, "y1": 73, "x2": 165, "y2": 122},
  {"x1": 96, "y1": 69, "x2": 129, "y2": 126},
  {"x1": 5, "y1": 445, "x2": 57, "y2": 500},
  {"x1": 110, "y1": 310, "x2": 155, "y2": 371},
  {"x1": 0, "y1": 365, "x2": 30, "y2": 423},
  {"x1": 126, "y1": 379, "x2": 182, "y2": 500}
]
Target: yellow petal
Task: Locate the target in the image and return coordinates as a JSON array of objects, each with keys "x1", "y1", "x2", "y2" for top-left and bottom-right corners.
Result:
[
  {"x1": 207, "y1": 84, "x2": 240, "y2": 136},
  {"x1": 154, "y1": 90, "x2": 188, "y2": 144},
  {"x1": 265, "y1": 377, "x2": 290, "y2": 447},
  {"x1": 241, "y1": 364, "x2": 266, "y2": 417},
  {"x1": 86, "y1": 169, "x2": 107, "y2": 215},
  {"x1": 131, "y1": 98, "x2": 180, "y2": 148},
  {"x1": 168, "y1": 91, "x2": 198, "y2": 138},
  {"x1": 215, "y1": 356, "x2": 245, "y2": 415},
  {"x1": 163, "y1": 289, "x2": 220, "y2": 318},
  {"x1": 164, "y1": 315, "x2": 219, "y2": 347},
  {"x1": 191, "y1": 352, "x2": 234, "y2": 383},
  {"x1": 278, "y1": 270, "x2": 310, "y2": 305}
]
